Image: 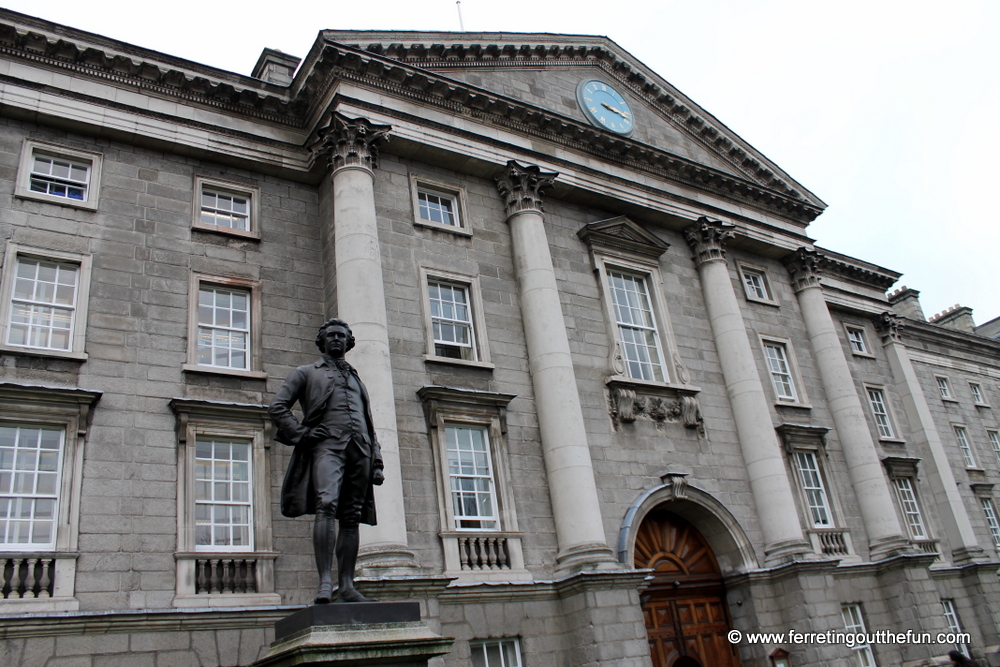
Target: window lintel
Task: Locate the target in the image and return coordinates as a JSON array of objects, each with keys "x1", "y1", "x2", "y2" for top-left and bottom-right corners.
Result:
[
  {"x1": 881, "y1": 455, "x2": 921, "y2": 479},
  {"x1": 168, "y1": 398, "x2": 271, "y2": 447},
  {"x1": 776, "y1": 422, "x2": 829, "y2": 454},
  {"x1": 417, "y1": 385, "x2": 515, "y2": 430},
  {"x1": 577, "y1": 216, "x2": 669, "y2": 264}
]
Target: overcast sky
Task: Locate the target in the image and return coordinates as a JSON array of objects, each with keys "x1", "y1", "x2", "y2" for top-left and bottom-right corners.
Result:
[{"x1": 7, "y1": 0, "x2": 998, "y2": 324}]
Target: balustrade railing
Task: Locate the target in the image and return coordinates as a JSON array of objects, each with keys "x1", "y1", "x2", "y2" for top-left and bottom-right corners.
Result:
[
  {"x1": 193, "y1": 557, "x2": 260, "y2": 594},
  {"x1": 457, "y1": 535, "x2": 511, "y2": 571},
  {"x1": 1, "y1": 554, "x2": 56, "y2": 599},
  {"x1": 808, "y1": 528, "x2": 852, "y2": 556}
]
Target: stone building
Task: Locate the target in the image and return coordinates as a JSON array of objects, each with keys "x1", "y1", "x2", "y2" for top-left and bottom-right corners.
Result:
[{"x1": 0, "y1": 8, "x2": 999, "y2": 667}]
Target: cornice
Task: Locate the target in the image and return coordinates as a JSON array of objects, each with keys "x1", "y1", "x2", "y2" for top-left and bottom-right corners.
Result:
[
  {"x1": 895, "y1": 316, "x2": 1000, "y2": 362},
  {"x1": 0, "y1": 15, "x2": 301, "y2": 126},
  {"x1": 815, "y1": 246, "x2": 901, "y2": 291}
]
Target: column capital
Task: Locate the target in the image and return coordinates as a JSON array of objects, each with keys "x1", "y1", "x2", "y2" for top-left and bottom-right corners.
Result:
[
  {"x1": 312, "y1": 111, "x2": 391, "y2": 175},
  {"x1": 682, "y1": 217, "x2": 735, "y2": 266},
  {"x1": 783, "y1": 247, "x2": 824, "y2": 292},
  {"x1": 875, "y1": 311, "x2": 904, "y2": 343},
  {"x1": 494, "y1": 160, "x2": 558, "y2": 218}
]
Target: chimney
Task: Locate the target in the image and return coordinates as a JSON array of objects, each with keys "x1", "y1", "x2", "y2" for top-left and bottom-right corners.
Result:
[
  {"x1": 251, "y1": 48, "x2": 301, "y2": 86},
  {"x1": 929, "y1": 304, "x2": 976, "y2": 333},
  {"x1": 887, "y1": 286, "x2": 925, "y2": 321}
]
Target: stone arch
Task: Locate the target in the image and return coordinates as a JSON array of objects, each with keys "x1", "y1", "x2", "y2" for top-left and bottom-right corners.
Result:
[{"x1": 618, "y1": 475, "x2": 759, "y2": 576}]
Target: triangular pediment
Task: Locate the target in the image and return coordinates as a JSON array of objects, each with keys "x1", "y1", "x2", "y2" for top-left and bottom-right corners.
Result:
[
  {"x1": 320, "y1": 31, "x2": 824, "y2": 211},
  {"x1": 577, "y1": 216, "x2": 669, "y2": 261}
]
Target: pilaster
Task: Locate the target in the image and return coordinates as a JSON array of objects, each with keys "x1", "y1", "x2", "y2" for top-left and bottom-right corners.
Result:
[
  {"x1": 683, "y1": 219, "x2": 811, "y2": 565},
  {"x1": 493, "y1": 160, "x2": 616, "y2": 574},
  {"x1": 313, "y1": 112, "x2": 417, "y2": 574},
  {"x1": 784, "y1": 248, "x2": 911, "y2": 560},
  {"x1": 875, "y1": 313, "x2": 986, "y2": 565}
]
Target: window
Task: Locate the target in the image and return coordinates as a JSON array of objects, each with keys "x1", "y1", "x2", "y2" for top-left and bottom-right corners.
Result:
[
  {"x1": 0, "y1": 383, "x2": 101, "y2": 613},
  {"x1": 981, "y1": 498, "x2": 1000, "y2": 549},
  {"x1": 0, "y1": 245, "x2": 93, "y2": 359},
  {"x1": 846, "y1": 326, "x2": 869, "y2": 355},
  {"x1": 794, "y1": 451, "x2": 831, "y2": 527},
  {"x1": 0, "y1": 426, "x2": 64, "y2": 550},
  {"x1": 937, "y1": 377, "x2": 953, "y2": 399},
  {"x1": 194, "y1": 438, "x2": 253, "y2": 551},
  {"x1": 409, "y1": 175, "x2": 469, "y2": 235},
  {"x1": 609, "y1": 270, "x2": 667, "y2": 382},
  {"x1": 15, "y1": 140, "x2": 102, "y2": 210},
  {"x1": 892, "y1": 477, "x2": 927, "y2": 539},
  {"x1": 184, "y1": 276, "x2": 264, "y2": 378},
  {"x1": 841, "y1": 604, "x2": 876, "y2": 667},
  {"x1": 470, "y1": 638, "x2": 522, "y2": 667},
  {"x1": 763, "y1": 340, "x2": 801, "y2": 402},
  {"x1": 446, "y1": 426, "x2": 498, "y2": 530},
  {"x1": 193, "y1": 177, "x2": 259, "y2": 238},
  {"x1": 866, "y1": 387, "x2": 895, "y2": 439},
  {"x1": 989, "y1": 430, "x2": 1000, "y2": 466},
  {"x1": 941, "y1": 599, "x2": 970, "y2": 658},
  {"x1": 417, "y1": 386, "x2": 528, "y2": 581},
  {"x1": 739, "y1": 264, "x2": 776, "y2": 304},
  {"x1": 970, "y1": 383, "x2": 987, "y2": 405},
  {"x1": 954, "y1": 426, "x2": 977, "y2": 468},
  {"x1": 419, "y1": 268, "x2": 492, "y2": 368},
  {"x1": 169, "y1": 399, "x2": 278, "y2": 607}
]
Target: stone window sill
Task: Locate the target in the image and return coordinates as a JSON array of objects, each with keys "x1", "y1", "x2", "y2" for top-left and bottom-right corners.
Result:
[
  {"x1": 182, "y1": 364, "x2": 267, "y2": 380},
  {"x1": 0, "y1": 345, "x2": 87, "y2": 362},
  {"x1": 423, "y1": 355, "x2": 494, "y2": 371}
]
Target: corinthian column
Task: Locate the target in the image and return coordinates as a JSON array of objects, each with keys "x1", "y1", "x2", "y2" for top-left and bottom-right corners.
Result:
[
  {"x1": 313, "y1": 112, "x2": 415, "y2": 572},
  {"x1": 875, "y1": 314, "x2": 985, "y2": 564},
  {"x1": 683, "y1": 218, "x2": 811, "y2": 565},
  {"x1": 494, "y1": 160, "x2": 616, "y2": 574},
  {"x1": 784, "y1": 249, "x2": 910, "y2": 560}
]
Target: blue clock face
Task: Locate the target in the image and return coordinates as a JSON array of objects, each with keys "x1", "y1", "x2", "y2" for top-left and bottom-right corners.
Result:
[{"x1": 577, "y1": 79, "x2": 635, "y2": 136}]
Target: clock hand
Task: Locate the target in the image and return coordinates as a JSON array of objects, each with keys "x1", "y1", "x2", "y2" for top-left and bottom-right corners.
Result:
[{"x1": 601, "y1": 102, "x2": 628, "y2": 118}]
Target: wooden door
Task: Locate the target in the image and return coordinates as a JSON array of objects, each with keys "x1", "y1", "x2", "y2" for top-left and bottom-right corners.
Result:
[{"x1": 635, "y1": 510, "x2": 741, "y2": 667}]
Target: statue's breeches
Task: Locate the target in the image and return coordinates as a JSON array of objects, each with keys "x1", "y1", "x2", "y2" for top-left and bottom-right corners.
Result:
[{"x1": 312, "y1": 437, "x2": 372, "y2": 528}]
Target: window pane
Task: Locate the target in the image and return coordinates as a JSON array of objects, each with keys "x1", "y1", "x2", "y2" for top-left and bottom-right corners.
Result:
[
  {"x1": 193, "y1": 438, "x2": 254, "y2": 550},
  {"x1": 0, "y1": 427, "x2": 63, "y2": 549}
]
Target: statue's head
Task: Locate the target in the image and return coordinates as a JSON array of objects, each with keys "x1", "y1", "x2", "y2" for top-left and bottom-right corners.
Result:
[{"x1": 315, "y1": 318, "x2": 356, "y2": 353}]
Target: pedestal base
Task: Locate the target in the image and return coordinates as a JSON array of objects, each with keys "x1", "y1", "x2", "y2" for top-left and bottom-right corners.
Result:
[{"x1": 252, "y1": 602, "x2": 453, "y2": 667}]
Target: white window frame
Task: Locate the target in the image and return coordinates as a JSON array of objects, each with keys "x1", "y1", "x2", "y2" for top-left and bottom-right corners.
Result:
[
  {"x1": 470, "y1": 637, "x2": 523, "y2": 667},
  {"x1": 15, "y1": 140, "x2": 102, "y2": 211},
  {"x1": 409, "y1": 174, "x2": 471, "y2": 236},
  {"x1": 170, "y1": 399, "x2": 279, "y2": 607},
  {"x1": 953, "y1": 425, "x2": 978, "y2": 468},
  {"x1": 193, "y1": 437, "x2": 254, "y2": 552},
  {"x1": 936, "y1": 376, "x2": 955, "y2": 401},
  {"x1": 981, "y1": 497, "x2": 1000, "y2": 550},
  {"x1": 737, "y1": 262, "x2": 778, "y2": 305},
  {"x1": 864, "y1": 385, "x2": 899, "y2": 441},
  {"x1": 988, "y1": 430, "x2": 1000, "y2": 466},
  {"x1": 417, "y1": 386, "x2": 529, "y2": 582},
  {"x1": 969, "y1": 382, "x2": 988, "y2": 406},
  {"x1": 842, "y1": 604, "x2": 876, "y2": 667},
  {"x1": 0, "y1": 244, "x2": 93, "y2": 361},
  {"x1": 0, "y1": 383, "x2": 101, "y2": 614},
  {"x1": 606, "y1": 267, "x2": 668, "y2": 382},
  {"x1": 941, "y1": 599, "x2": 970, "y2": 658},
  {"x1": 794, "y1": 450, "x2": 833, "y2": 528},
  {"x1": 419, "y1": 267, "x2": 493, "y2": 369},
  {"x1": 184, "y1": 275, "x2": 265, "y2": 379},
  {"x1": 760, "y1": 336, "x2": 809, "y2": 406},
  {"x1": 192, "y1": 177, "x2": 260, "y2": 240},
  {"x1": 892, "y1": 477, "x2": 928, "y2": 539},
  {"x1": 844, "y1": 325, "x2": 873, "y2": 357},
  {"x1": 444, "y1": 425, "x2": 500, "y2": 531}
]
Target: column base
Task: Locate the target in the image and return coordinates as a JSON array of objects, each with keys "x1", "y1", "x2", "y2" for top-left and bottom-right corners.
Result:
[
  {"x1": 952, "y1": 545, "x2": 990, "y2": 566},
  {"x1": 554, "y1": 542, "x2": 620, "y2": 577},
  {"x1": 357, "y1": 545, "x2": 426, "y2": 578},
  {"x1": 762, "y1": 538, "x2": 816, "y2": 567},
  {"x1": 252, "y1": 602, "x2": 453, "y2": 667},
  {"x1": 868, "y1": 534, "x2": 917, "y2": 561}
]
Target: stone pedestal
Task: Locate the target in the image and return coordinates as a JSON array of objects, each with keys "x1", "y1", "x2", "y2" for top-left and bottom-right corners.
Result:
[{"x1": 252, "y1": 602, "x2": 453, "y2": 667}]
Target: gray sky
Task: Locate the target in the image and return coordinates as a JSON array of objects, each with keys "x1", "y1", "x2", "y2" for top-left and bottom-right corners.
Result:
[{"x1": 8, "y1": 0, "x2": 998, "y2": 323}]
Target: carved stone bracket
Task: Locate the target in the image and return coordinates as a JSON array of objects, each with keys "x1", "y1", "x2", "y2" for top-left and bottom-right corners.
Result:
[
  {"x1": 494, "y1": 160, "x2": 558, "y2": 218},
  {"x1": 682, "y1": 216, "x2": 735, "y2": 267},
  {"x1": 659, "y1": 471, "x2": 690, "y2": 500},
  {"x1": 875, "y1": 312, "x2": 904, "y2": 344},
  {"x1": 310, "y1": 111, "x2": 391, "y2": 174},
  {"x1": 607, "y1": 381, "x2": 704, "y2": 434},
  {"x1": 783, "y1": 247, "x2": 824, "y2": 293}
]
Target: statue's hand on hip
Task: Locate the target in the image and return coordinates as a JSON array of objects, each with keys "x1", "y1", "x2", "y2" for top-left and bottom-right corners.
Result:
[{"x1": 306, "y1": 423, "x2": 331, "y2": 445}]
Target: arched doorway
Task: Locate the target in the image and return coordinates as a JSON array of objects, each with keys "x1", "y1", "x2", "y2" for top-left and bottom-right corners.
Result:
[{"x1": 634, "y1": 508, "x2": 741, "y2": 667}]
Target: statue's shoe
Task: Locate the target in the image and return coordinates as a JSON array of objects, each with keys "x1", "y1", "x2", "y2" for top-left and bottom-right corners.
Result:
[
  {"x1": 314, "y1": 584, "x2": 334, "y2": 604},
  {"x1": 336, "y1": 587, "x2": 377, "y2": 603}
]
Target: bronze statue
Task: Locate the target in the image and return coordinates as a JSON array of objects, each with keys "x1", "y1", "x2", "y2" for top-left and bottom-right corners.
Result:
[{"x1": 269, "y1": 318, "x2": 384, "y2": 603}]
